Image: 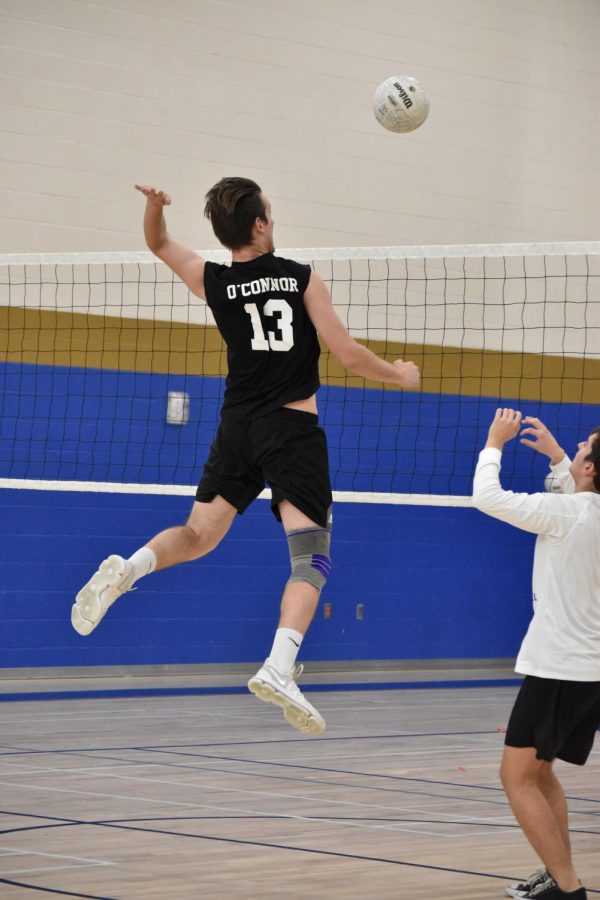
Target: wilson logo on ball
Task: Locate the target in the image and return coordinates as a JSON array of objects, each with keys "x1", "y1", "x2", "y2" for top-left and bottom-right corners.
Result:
[{"x1": 373, "y1": 75, "x2": 430, "y2": 134}]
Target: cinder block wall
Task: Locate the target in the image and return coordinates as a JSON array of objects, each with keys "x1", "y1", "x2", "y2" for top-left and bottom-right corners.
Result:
[{"x1": 1, "y1": 0, "x2": 598, "y2": 252}]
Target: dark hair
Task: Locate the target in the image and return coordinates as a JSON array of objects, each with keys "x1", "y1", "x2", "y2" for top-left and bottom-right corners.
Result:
[
  {"x1": 586, "y1": 427, "x2": 600, "y2": 492},
  {"x1": 204, "y1": 177, "x2": 266, "y2": 250}
]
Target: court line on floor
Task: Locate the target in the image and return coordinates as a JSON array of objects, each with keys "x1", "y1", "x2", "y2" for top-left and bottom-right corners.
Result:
[
  {"x1": 0, "y1": 693, "x2": 512, "y2": 724},
  {"x1": 0, "y1": 753, "x2": 522, "y2": 820},
  {"x1": 0, "y1": 877, "x2": 118, "y2": 899},
  {"x1": 2, "y1": 757, "x2": 599, "y2": 840},
  {"x1": 0, "y1": 846, "x2": 113, "y2": 866},
  {"x1": 84, "y1": 821, "x2": 600, "y2": 893},
  {"x1": 0, "y1": 810, "x2": 586, "y2": 890},
  {"x1": 0, "y1": 774, "x2": 515, "y2": 838},
  {"x1": 134, "y1": 745, "x2": 600, "y2": 805},
  {"x1": 0, "y1": 729, "x2": 519, "y2": 756},
  {"x1": 4, "y1": 752, "x2": 595, "y2": 827},
  {"x1": 0, "y1": 864, "x2": 110, "y2": 876},
  {"x1": 5, "y1": 751, "x2": 597, "y2": 826},
  {"x1": 1, "y1": 741, "x2": 598, "y2": 807},
  {"x1": 0, "y1": 679, "x2": 521, "y2": 703},
  {"x1": 1, "y1": 811, "x2": 598, "y2": 891}
]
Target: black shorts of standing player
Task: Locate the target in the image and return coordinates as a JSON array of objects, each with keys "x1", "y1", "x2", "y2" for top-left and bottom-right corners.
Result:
[
  {"x1": 196, "y1": 407, "x2": 332, "y2": 528},
  {"x1": 505, "y1": 674, "x2": 600, "y2": 766}
]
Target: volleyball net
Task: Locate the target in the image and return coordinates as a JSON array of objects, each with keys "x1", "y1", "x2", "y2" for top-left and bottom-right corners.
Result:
[{"x1": 1, "y1": 243, "x2": 599, "y2": 503}]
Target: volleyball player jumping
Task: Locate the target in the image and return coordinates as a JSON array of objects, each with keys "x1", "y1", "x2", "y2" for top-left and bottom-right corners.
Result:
[{"x1": 71, "y1": 177, "x2": 420, "y2": 735}]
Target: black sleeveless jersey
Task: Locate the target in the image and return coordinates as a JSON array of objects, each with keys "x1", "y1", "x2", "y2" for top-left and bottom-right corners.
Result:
[{"x1": 203, "y1": 253, "x2": 320, "y2": 419}]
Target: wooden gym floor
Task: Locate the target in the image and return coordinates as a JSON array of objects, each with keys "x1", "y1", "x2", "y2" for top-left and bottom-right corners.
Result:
[{"x1": 0, "y1": 670, "x2": 598, "y2": 899}]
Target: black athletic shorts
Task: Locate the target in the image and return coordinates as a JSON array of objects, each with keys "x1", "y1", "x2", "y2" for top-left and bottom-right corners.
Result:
[
  {"x1": 505, "y1": 674, "x2": 600, "y2": 766},
  {"x1": 195, "y1": 407, "x2": 332, "y2": 528}
]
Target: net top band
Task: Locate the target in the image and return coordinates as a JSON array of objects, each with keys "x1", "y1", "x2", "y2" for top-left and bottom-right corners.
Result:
[{"x1": 1, "y1": 241, "x2": 599, "y2": 267}]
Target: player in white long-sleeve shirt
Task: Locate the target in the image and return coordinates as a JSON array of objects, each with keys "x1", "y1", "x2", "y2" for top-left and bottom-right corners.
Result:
[{"x1": 473, "y1": 410, "x2": 600, "y2": 900}]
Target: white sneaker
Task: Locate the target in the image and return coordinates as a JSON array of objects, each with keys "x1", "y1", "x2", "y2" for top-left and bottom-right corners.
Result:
[
  {"x1": 71, "y1": 555, "x2": 134, "y2": 636},
  {"x1": 248, "y1": 662, "x2": 326, "y2": 734},
  {"x1": 505, "y1": 869, "x2": 550, "y2": 898}
]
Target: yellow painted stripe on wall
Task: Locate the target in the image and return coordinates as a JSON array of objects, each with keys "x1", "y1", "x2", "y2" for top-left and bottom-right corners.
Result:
[{"x1": 2, "y1": 308, "x2": 598, "y2": 404}]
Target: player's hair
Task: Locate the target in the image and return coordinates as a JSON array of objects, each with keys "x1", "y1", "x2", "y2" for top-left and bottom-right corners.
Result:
[
  {"x1": 586, "y1": 427, "x2": 600, "y2": 492},
  {"x1": 204, "y1": 177, "x2": 267, "y2": 250}
]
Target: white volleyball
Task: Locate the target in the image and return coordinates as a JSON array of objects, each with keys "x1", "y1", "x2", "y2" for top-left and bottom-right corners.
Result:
[{"x1": 373, "y1": 75, "x2": 430, "y2": 134}]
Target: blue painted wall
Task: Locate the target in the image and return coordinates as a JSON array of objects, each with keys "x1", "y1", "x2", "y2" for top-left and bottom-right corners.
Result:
[
  {"x1": 1, "y1": 362, "x2": 595, "y2": 493},
  {"x1": 0, "y1": 487, "x2": 535, "y2": 669},
  {"x1": 2, "y1": 360, "x2": 594, "y2": 670}
]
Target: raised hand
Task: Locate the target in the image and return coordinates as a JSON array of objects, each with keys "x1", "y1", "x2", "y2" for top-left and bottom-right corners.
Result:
[
  {"x1": 486, "y1": 408, "x2": 522, "y2": 449},
  {"x1": 134, "y1": 184, "x2": 172, "y2": 206},
  {"x1": 520, "y1": 416, "x2": 565, "y2": 465}
]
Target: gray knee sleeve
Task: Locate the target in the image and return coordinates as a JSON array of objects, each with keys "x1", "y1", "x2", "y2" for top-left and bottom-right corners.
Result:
[{"x1": 286, "y1": 522, "x2": 332, "y2": 595}]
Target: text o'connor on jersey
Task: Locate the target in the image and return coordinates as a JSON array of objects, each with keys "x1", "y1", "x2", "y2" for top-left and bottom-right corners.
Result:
[{"x1": 226, "y1": 277, "x2": 300, "y2": 299}]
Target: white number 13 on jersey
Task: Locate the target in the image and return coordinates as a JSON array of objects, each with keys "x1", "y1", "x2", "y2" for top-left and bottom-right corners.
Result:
[{"x1": 244, "y1": 299, "x2": 294, "y2": 351}]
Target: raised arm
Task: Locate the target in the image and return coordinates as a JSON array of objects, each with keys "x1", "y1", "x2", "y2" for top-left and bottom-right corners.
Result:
[
  {"x1": 472, "y1": 409, "x2": 578, "y2": 537},
  {"x1": 134, "y1": 185, "x2": 206, "y2": 300},
  {"x1": 303, "y1": 272, "x2": 420, "y2": 390}
]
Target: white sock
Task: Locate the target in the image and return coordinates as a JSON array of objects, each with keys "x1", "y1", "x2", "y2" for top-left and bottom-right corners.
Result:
[
  {"x1": 267, "y1": 627, "x2": 303, "y2": 675},
  {"x1": 127, "y1": 547, "x2": 156, "y2": 584}
]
